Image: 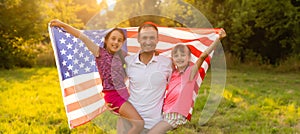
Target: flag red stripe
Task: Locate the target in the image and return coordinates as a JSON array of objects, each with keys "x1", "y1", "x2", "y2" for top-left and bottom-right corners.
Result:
[
  {"x1": 198, "y1": 57, "x2": 211, "y2": 80},
  {"x1": 187, "y1": 45, "x2": 202, "y2": 57},
  {"x1": 198, "y1": 37, "x2": 214, "y2": 46},
  {"x1": 127, "y1": 46, "x2": 173, "y2": 53},
  {"x1": 198, "y1": 68, "x2": 206, "y2": 81},
  {"x1": 155, "y1": 48, "x2": 173, "y2": 53},
  {"x1": 127, "y1": 31, "x2": 213, "y2": 46},
  {"x1": 127, "y1": 46, "x2": 140, "y2": 53},
  {"x1": 66, "y1": 93, "x2": 103, "y2": 112},
  {"x1": 187, "y1": 45, "x2": 213, "y2": 62},
  {"x1": 128, "y1": 43, "x2": 213, "y2": 56},
  {"x1": 70, "y1": 107, "x2": 105, "y2": 128},
  {"x1": 187, "y1": 114, "x2": 192, "y2": 121},
  {"x1": 205, "y1": 56, "x2": 211, "y2": 66},
  {"x1": 64, "y1": 78, "x2": 102, "y2": 97}
]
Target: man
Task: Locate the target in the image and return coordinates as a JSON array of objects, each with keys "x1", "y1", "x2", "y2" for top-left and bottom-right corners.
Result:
[{"x1": 109, "y1": 22, "x2": 172, "y2": 134}]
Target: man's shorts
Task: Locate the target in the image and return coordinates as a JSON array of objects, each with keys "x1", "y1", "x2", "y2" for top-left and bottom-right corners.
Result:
[{"x1": 163, "y1": 112, "x2": 187, "y2": 128}]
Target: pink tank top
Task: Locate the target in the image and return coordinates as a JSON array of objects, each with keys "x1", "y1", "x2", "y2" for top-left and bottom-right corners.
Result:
[{"x1": 163, "y1": 65, "x2": 199, "y2": 120}]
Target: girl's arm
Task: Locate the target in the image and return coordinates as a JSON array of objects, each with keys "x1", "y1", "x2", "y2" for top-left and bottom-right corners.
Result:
[
  {"x1": 189, "y1": 28, "x2": 226, "y2": 80},
  {"x1": 50, "y1": 19, "x2": 100, "y2": 57}
]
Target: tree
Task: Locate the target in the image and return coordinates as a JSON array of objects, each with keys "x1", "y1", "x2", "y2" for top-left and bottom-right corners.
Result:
[
  {"x1": 73, "y1": 0, "x2": 103, "y2": 24},
  {"x1": 0, "y1": 0, "x2": 86, "y2": 68},
  {"x1": 186, "y1": 0, "x2": 300, "y2": 64},
  {"x1": 0, "y1": 0, "x2": 44, "y2": 68},
  {"x1": 86, "y1": 0, "x2": 209, "y2": 29}
]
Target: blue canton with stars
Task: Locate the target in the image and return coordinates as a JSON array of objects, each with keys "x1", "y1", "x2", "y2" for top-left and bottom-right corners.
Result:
[{"x1": 51, "y1": 27, "x2": 127, "y2": 80}]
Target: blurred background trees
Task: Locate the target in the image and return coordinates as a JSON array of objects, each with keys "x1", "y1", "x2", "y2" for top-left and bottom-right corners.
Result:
[
  {"x1": 189, "y1": 0, "x2": 300, "y2": 65},
  {"x1": 0, "y1": 0, "x2": 299, "y2": 69}
]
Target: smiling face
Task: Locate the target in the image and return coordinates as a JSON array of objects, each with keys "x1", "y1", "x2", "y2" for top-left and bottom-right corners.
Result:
[
  {"x1": 138, "y1": 27, "x2": 158, "y2": 53},
  {"x1": 105, "y1": 29, "x2": 125, "y2": 54},
  {"x1": 171, "y1": 45, "x2": 191, "y2": 71}
]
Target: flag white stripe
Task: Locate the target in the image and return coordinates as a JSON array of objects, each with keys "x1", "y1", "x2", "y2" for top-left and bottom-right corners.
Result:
[
  {"x1": 158, "y1": 28, "x2": 217, "y2": 40},
  {"x1": 202, "y1": 60, "x2": 209, "y2": 72},
  {"x1": 190, "y1": 54, "x2": 210, "y2": 71},
  {"x1": 127, "y1": 27, "x2": 218, "y2": 40},
  {"x1": 196, "y1": 74, "x2": 203, "y2": 88},
  {"x1": 159, "y1": 50, "x2": 172, "y2": 57},
  {"x1": 128, "y1": 39, "x2": 210, "y2": 52},
  {"x1": 128, "y1": 52, "x2": 136, "y2": 55},
  {"x1": 64, "y1": 85, "x2": 102, "y2": 105},
  {"x1": 67, "y1": 99, "x2": 105, "y2": 120},
  {"x1": 189, "y1": 107, "x2": 193, "y2": 114},
  {"x1": 192, "y1": 91, "x2": 198, "y2": 101},
  {"x1": 179, "y1": 41, "x2": 209, "y2": 51},
  {"x1": 62, "y1": 72, "x2": 100, "y2": 88}
]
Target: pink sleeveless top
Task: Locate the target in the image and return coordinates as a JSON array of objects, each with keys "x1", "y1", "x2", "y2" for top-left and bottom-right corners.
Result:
[{"x1": 163, "y1": 65, "x2": 199, "y2": 120}]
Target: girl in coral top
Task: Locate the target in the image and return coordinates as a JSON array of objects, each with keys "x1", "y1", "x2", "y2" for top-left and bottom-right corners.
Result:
[{"x1": 148, "y1": 28, "x2": 226, "y2": 134}]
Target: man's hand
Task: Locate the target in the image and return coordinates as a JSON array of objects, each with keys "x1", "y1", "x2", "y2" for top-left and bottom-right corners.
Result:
[{"x1": 105, "y1": 103, "x2": 120, "y2": 116}]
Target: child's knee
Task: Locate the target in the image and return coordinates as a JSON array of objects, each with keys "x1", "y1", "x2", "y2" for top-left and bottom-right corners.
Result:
[{"x1": 132, "y1": 119, "x2": 144, "y2": 128}]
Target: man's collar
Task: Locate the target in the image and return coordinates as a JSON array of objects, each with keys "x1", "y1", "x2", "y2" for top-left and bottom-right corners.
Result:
[{"x1": 134, "y1": 50, "x2": 158, "y2": 64}]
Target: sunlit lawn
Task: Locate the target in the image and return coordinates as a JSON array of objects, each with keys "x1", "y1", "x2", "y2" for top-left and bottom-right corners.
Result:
[
  {"x1": 180, "y1": 68, "x2": 300, "y2": 134},
  {"x1": 0, "y1": 67, "x2": 299, "y2": 133}
]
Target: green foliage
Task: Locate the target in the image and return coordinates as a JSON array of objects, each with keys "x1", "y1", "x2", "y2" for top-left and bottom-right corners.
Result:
[
  {"x1": 0, "y1": 0, "x2": 86, "y2": 69},
  {"x1": 92, "y1": 0, "x2": 300, "y2": 66},
  {"x1": 73, "y1": 0, "x2": 102, "y2": 24},
  {"x1": 185, "y1": 0, "x2": 300, "y2": 65},
  {"x1": 87, "y1": 0, "x2": 208, "y2": 29},
  {"x1": 275, "y1": 54, "x2": 300, "y2": 72},
  {"x1": 86, "y1": 0, "x2": 161, "y2": 28},
  {"x1": 34, "y1": 43, "x2": 55, "y2": 67},
  {"x1": 0, "y1": 0, "x2": 43, "y2": 68},
  {"x1": 41, "y1": 0, "x2": 84, "y2": 28}
]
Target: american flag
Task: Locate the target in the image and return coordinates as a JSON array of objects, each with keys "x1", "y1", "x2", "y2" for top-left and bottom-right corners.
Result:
[
  {"x1": 126, "y1": 26, "x2": 221, "y2": 121},
  {"x1": 49, "y1": 25, "x2": 220, "y2": 129}
]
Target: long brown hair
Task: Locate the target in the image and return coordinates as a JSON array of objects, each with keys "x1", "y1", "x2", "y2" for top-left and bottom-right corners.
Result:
[
  {"x1": 103, "y1": 28, "x2": 126, "y2": 49},
  {"x1": 103, "y1": 28, "x2": 127, "y2": 70}
]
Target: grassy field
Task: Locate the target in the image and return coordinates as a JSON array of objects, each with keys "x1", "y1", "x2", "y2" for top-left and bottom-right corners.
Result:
[{"x1": 0, "y1": 67, "x2": 299, "y2": 134}]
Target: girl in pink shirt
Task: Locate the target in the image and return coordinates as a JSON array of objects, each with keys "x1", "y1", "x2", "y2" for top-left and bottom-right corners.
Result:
[{"x1": 148, "y1": 29, "x2": 226, "y2": 134}]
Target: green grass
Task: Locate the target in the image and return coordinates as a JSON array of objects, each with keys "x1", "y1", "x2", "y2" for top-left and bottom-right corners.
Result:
[
  {"x1": 0, "y1": 68, "x2": 103, "y2": 134},
  {"x1": 0, "y1": 67, "x2": 299, "y2": 133},
  {"x1": 178, "y1": 69, "x2": 300, "y2": 134}
]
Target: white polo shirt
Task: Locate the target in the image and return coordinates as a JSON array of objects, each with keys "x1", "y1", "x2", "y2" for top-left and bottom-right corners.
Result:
[{"x1": 125, "y1": 52, "x2": 172, "y2": 129}]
